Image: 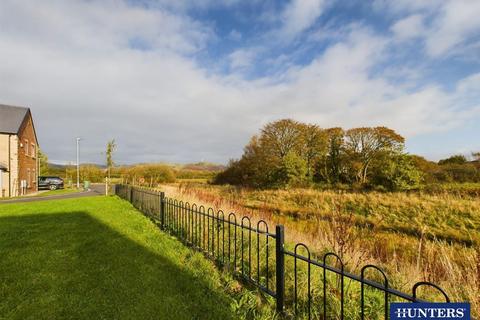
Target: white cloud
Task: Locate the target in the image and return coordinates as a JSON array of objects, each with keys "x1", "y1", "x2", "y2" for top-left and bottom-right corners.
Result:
[
  {"x1": 228, "y1": 48, "x2": 260, "y2": 69},
  {"x1": 373, "y1": 0, "x2": 444, "y2": 15},
  {"x1": 386, "y1": 0, "x2": 480, "y2": 58},
  {"x1": 0, "y1": 0, "x2": 213, "y2": 55},
  {"x1": 278, "y1": 0, "x2": 327, "y2": 40},
  {"x1": 0, "y1": 1, "x2": 479, "y2": 164},
  {"x1": 391, "y1": 14, "x2": 426, "y2": 41},
  {"x1": 425, "y1": 0, "x2": 480, "y2": 57}
]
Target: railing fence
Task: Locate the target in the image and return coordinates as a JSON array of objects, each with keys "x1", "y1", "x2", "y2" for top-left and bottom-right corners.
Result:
[{"x1": 115, "y1": 185, "x2": 459, "y2": 319}]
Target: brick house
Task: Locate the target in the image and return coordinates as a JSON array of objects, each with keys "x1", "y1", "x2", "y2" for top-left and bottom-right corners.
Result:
[{"x1": 0, "y1": 104, "x2": 39, "y2": 197}]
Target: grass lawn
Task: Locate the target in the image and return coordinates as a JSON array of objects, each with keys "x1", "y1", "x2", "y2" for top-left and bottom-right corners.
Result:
[
  {"x1": 0, "y1": 196, "x2": 239, "y2": 320},
  {"x1": 0, "y1": 188, "x2": 81, "y2": 201}
]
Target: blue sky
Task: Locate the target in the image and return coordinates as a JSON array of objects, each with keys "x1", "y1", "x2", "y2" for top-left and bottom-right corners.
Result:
[{"x1": 0, "y1": 0, "x2": 479, "y2": 164}]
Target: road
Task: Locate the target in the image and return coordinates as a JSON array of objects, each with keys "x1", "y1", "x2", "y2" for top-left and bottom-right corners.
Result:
[{"x1": 0, "y1": 184, "x2": 105, "y2": 204}]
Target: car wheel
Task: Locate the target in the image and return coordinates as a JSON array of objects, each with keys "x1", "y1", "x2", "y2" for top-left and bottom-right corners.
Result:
[{"x1": 49, "y1": 185, "x2": 57, "y2": 190}]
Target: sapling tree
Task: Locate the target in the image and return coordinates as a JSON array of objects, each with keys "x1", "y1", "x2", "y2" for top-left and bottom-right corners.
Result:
[{"x1": 105, "y1": 139, "x2": 116, "y2": 194}]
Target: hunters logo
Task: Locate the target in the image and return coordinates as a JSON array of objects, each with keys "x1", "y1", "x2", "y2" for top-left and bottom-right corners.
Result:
[{"x1": 390, "y1": 303, "x2": 470, "y2": 320}]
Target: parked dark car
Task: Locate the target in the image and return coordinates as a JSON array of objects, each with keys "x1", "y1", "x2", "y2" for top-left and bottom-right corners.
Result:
[{"x1": 38, "y1": 176, "x2": 64, "y2": 190}]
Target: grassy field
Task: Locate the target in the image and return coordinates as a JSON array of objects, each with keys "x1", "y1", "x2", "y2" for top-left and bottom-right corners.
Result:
[
  {"x1": 161, "y1": 182, "x2": 480, "y2": 317},
  {"x1": 0, "y1": 196, "x2": 272, "y2": 320}
]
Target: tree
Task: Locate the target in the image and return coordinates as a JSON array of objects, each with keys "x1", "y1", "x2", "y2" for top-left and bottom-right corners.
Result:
[
  {"x1": 373, "y1": 154, "x2": 423, "y2": 191},
  {"x1": 214, "y1": 121, "x2": 417, "y2": 190},
  {"x1": 409, "y1": 155, "x2": 439, "y2": 184},
  {"x1": 120, "y1": 164, "x2": 176, "y2": 186},
  {"x1": 38, "y1": 149, "x2": 49, "y2": 176},
  {"x1": 106, "y1": 139, "x2": 116, "y2": 180},
  {"x1": 276, "y1": 151, "x2": 308, "y2": 187},
  {"x1": 318, "y1": 127, "x2": 345, "y2": 184},
  {"x1": 471, "y1": 152, "x2": 480, "y2": 162},
  {"x1": 80, "y1": 165, "x2": 104, "y2": 183},
  {"x1": 439, "y1": 163, "x2": 479, "y2": 183},
  {"x1": 259, "y1": 119, "x2": 303, "y2": 160},
  {"x1": 298, "y1": 124, "x2": 328, "y2": 179},
  {"x1": 438, "y1": 154, "x2": 467, "y2": 165},
  {"x1": 344, "y1": 127, "x2": 404, "y2": 184}
]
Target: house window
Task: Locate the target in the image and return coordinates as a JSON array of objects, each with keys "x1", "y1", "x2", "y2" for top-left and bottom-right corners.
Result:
[
  {"x1": 31, "y1": 144, "x2": 35, "y2": 158},
  {"x1": 25, "y1": 139, "x2": 29, "y2": 155},
  {"x1": 27, "y1": 169, "x2": 31, "y2": 188}
]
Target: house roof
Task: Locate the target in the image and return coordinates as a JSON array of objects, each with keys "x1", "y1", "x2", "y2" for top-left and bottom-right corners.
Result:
[
  {"x1": 0, "y1": 104, "x2": 39, "y2": 145},
  {"x1": 0, "y1": 104, "x2": 30, "y2": 134}
]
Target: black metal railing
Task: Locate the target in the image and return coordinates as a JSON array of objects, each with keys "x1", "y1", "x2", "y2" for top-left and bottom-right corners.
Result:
[{"x1": 115, "y1": 185, "x2": 462, "y2": 319}]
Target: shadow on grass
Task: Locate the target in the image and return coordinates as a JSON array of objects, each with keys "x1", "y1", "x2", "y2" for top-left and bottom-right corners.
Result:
[{"x1": 0, "y1": 212, "x2": 234, "y2": 320}]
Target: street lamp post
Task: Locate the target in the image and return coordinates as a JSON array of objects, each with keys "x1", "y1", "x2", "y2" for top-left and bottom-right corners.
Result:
[{"x1": 76, "y1": 137, "x2": 81, "y2": 189}]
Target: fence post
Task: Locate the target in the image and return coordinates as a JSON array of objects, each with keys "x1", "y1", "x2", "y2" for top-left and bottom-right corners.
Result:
[
  {"x1": 275, "y1": 225, "x2": 285, "y2": 314},
  {"x1": 130, "y1": 186, "x2": 133, "y2": 203},
  {"x1": 160, "y1": 192, "x2": 165, "y2": 229}
]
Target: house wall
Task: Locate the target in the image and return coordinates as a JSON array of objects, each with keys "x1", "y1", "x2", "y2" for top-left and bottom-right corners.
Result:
[
  {"x1": 17, "y1": 114, "x2": 38, "y2": 195},
  {"x1": 0, "y1": 134, "x2": 9, "y2": 197},
  {"x1": 0, "y1": 133, "x2": 19, "y2": 197}
]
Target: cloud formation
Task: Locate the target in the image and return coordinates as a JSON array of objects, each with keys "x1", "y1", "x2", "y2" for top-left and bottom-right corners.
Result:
[
  {"x1": 0, "y1": 0, "x2": 479, "y2": 164},
  {"x1": 279, "y1": 0, "x2": 327, "y2": 40}
]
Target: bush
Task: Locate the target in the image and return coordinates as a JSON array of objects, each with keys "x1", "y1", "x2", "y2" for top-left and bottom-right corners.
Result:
[
  {"x1": 372, "y1": 154, "x2": 423, "y2": 191},
  {"x1": 120, "y1": 164, "x2": 176, "y2": 186}
]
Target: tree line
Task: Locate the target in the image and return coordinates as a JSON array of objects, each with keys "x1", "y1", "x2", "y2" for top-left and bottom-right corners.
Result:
[{"x1": 214, "y1": 119, "x2": 480, "y2": 190}]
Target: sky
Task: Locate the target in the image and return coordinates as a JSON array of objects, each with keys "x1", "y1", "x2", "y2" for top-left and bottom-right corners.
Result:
[{"x1": 0, "y1": 0, "x2": 479, "y2": 165}]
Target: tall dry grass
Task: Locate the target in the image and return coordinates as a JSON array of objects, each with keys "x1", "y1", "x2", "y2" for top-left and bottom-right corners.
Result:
[{"x1": 159, "y1": 183, "x2": 480, "y2": 317}]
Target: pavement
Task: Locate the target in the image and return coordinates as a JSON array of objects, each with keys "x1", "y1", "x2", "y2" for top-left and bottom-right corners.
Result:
[{"x1": 0, "y1": 184, "x2": 105, "y2": 204}]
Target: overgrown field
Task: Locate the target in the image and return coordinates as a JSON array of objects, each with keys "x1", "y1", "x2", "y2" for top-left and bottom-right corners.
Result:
[
  {"x1": 161, "y1": 182, "x2": 480, "y2": 317},
  {"x1": 0, "y1": 196, "x2": 273, "y2": 320}
]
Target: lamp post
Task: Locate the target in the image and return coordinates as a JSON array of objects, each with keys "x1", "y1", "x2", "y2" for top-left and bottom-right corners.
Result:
[{"x1": 76, "y1": 137, "x2": 81, "y2": 189}]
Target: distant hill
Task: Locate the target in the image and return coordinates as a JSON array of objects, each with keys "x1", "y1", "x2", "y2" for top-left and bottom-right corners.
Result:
[
  {"x1": 114, "y1": 162, "x2": 225, "y2": 172},
  {"x1": 48, "y1": 162, "x2": 107, "y2": 169},
  {"x1": 181, "y1": 162, "x2": 225, "y2": 172}
]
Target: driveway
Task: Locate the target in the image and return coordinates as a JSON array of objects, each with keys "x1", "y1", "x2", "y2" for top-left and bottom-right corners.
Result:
[{"x1": 0, "y1": 184, "x2": 105, "y2": 204}]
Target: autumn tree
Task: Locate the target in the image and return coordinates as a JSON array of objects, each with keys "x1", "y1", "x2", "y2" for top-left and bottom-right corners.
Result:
[
  {"x1": 120, "y1": 164, "x2": 175, "y2": 186},
  {"x1": 438, "y1": 154, "x2": 467, "y2": 165},
  {"x1": 319, "y1": 127, "x2": 345, "y2": 184},
  {"x1": 298, "y1": 123, "x2": 328, "y2": 179},
  {"x1": 214, "y1": 136, "x2": 272, "y2": 187},
  {"x1": 259, "y1": 119, "x2": 303, "y2": 160},
  {"x1": 80, "y1": 165, "x2": 104, "y2": 183},
  {"x1": 344, "y1": 127, "x2": 404, "y2": 184},
  {"x1": 214, "y1": 121, "x2": 420, "y2": 189}
]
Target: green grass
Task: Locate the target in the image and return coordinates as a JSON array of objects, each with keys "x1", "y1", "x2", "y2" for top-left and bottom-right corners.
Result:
[
  {"x1": 0, "y1": 196, "x2": 244, "y2": 320},
  {"x1": 0, "y1": 188, "x2": 81, "y2": 201}
]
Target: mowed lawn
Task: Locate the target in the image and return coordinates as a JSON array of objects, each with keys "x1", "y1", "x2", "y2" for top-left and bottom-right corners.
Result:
[{"x1": 0, "y1": 196, "x2": 236, "y2": 320}]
